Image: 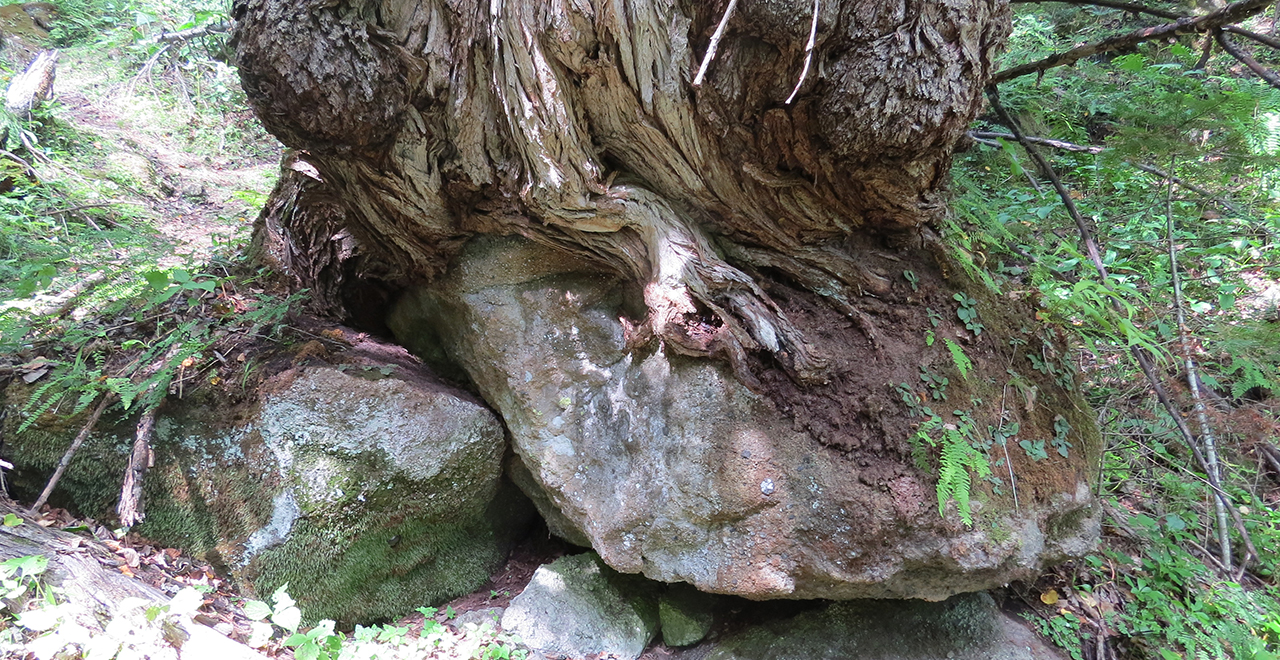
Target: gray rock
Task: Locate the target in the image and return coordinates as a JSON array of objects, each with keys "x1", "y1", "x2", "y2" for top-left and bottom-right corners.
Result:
[
  {"x1": 453, "y1": 607, "x2": 505, "y2": 631},
  {"x1": 701, "y1": 593, "x2": 1064, "y2": 660},
  {"x1": 389, "y1": 235, "x2": 1100, "y2": 601},
  {"x1": 500, "y1": 553, "x2": 660, "y2": 660},
  {"x1": 659, "y1": 585, "x2": 717, "y2": 647},
  {"x1": 2, "y1": 339, "x2": 534, "y2": 625}
]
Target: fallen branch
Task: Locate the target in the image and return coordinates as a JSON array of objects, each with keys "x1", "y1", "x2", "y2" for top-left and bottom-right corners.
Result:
[
  {"x1": 992, "y1": 0, "x2": 1274, "y2": 83},
  {"x1": 1166, "y1": 157, "x2": 1231, "y2": 571},
  {"x1": 1215, "y1": 30, "x2": 1280, "y2": 90},
  {"x1": 117, "y1": 406, "x2": 158, "y2": 527},
  {"x1": 31, "y1": 394, "x2": 114, "y2": 515},
  {"x1": 969, "y1": 130, "x2": 1105, "y2": 153},
  {"x1": 969, "y1": 131, "x2": 1247, "y2": 215},
  {"x1": 1009, "y1": 0, "x2": 1183, "y2": 20},
  {"x1": 153, "y1": 21, "x2": 229, "y2": 44},
  {"x1": 693, "y1": 0, "x2": 740, "y2": 87},
  {"x1": 1223, "y1": 25, "x2": 1280, "y2": 50}
]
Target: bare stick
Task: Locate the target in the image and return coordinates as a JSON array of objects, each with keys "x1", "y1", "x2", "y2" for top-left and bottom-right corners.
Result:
[
  {"x1": 1010, "y1": 0, "x2": 1184, "y2": 20},
  {"x1": 970, "y1": 130, "x2": 1105, "y2": 153},
  {"x1": 985, "y1": 86, "x2": 1259, "y2": 567},
  {"x1": 693, "y1": 0, "x2": 740, "y2": 87},
  {"x1": 785, "y1": 0, "x2": 821, "y2": 104},
  {"x1": 117, "y1": 406, "x2": 158, "y2": 527},
  {"x1": 152, "y1": 22, "x2": 229, "y2": 44},
  {"x1": 31, "y1": 395, "x2": 113, "y2": 514},
  {"x1": 1224, "y1": 25, "x2": 1280, "y2": 50},
  {"x1": 992, "y1": 0, "x2": 1274, "y2": 83},
  {"x1": 1167, "y1": 157, "x2": 1232, "y2": 571}
]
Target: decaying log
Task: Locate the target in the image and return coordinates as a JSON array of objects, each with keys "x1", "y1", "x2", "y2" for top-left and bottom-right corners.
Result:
[{"x1": 0, "y1": 503, "x2": 265, "y2": 660}]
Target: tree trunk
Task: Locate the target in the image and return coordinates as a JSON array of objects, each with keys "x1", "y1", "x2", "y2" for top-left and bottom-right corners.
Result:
[{"x1": 234, "y1": 0, "x2": 1008, "y2": 383}]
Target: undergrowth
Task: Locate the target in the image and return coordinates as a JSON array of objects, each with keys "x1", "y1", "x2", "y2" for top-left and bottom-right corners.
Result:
[{"x1": 946, "y1": 3, "x2": 1280, "y2": 658}]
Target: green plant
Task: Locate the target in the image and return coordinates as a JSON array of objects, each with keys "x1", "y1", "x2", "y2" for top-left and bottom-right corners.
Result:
[
  {"x1": 919, "y1": 366, "x2": 950, "y2": 401},
  {"x1": 914, "y1": 413, "x2": 992, "y2": 526},
  {"x1": 903, "y1": 270, "x2": 920, "y2": 292},
  {"x1": 953, "y1": 293, "x2": 984, "y2": 336},
  {"x1": 944, "y1": 338, "x2": 973, "y2": 380}
]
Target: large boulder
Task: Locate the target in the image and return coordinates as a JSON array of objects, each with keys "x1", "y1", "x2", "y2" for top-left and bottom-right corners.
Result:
[
  {"x1": 390, "y1": 236, "x2": 1101, "y2": 601},
  {"x1": 2, "y1": 338, "x2": 534, "y2": 624}
]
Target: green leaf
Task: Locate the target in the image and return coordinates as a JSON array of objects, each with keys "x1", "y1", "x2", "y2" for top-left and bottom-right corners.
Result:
[
  {"x1": 243, "y1": 599, "x2": 272, "y2": 621},
  {"x1": 944, "y1": 338, "x2": 973, "y2": 380},
  {"x1": 3, "y1": 513, "x2": 22, "y2": 527},
  {"x1": 143, "y1": 270, "x2": 170, "y2": 290}
]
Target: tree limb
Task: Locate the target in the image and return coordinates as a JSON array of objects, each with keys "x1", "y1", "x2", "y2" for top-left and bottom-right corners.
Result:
[
  {"x1": 1009, "y1": 0, "x2": 1184, "y2": 20},
  {"x1": 1216, "y1": 30, "x2": 1280, "y2": 90},
  {"x1": 1223, "y1": 24, "x2": 1280, "y2": 50},
  {"x1": 969, "y1": 131, "x2": 1247, "y2": 215},
  {"x1": 693, "y1": 0, "x2": 740, "y2": 87},
  {"x1": 1167, "y1": 157, "x2": 1231, "y2": 571},
  {"x1": 31, "y1": 394, "x2": 114, "y2": 515},
  {"x1": 117, "y1": 406, "x2": 158, "y2": 527},
  {"x1": 992, "y1": 0, "x2": 1274, "y2": 83}
]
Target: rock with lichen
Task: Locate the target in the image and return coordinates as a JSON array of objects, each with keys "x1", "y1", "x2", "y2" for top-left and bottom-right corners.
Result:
[{"x1": 1, "y1": 336, "x2": 534, "y2": 625}]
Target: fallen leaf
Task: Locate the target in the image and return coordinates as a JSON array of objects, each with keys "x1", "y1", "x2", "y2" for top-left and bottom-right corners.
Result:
[{"x1": 1040, "y1": 589, "x2": 1060, "y2": 605}]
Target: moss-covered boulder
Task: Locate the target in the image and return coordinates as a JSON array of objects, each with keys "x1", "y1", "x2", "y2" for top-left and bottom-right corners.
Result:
[{"x1": 2, "y1": 339, "x2": 534, "y2": 625}]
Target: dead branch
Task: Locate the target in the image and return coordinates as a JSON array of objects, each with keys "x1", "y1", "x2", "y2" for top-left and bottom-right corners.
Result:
[
  {"x1": 1009, "y1": 0, "x2": 1184, "y2": 20},
  {"x1": 1166, "y1": 157, "x2": 1231, "y2": 571},
  {"x1": 693, "y1": 0, "x2": 740, "y2": 87},
  {"x1": 1223, "y1": 25, "x2": 1280, "y2": 49},
  {"x1": 969, "y1": 130, "x2": 1105, "y2": 153},
  {"x1": 31, "y1": 394, "x2": 114, "y2": 515},
  {"x1": 985, "y1": 85, "x2": 1259, "y2": 570},
  {"x1": 992, "y1": 0, "x2": 1274, "y2": 83},
  {"x1": 969, "y1": 131, "x2": 1246, "y2": 214},
  {"x1": 152, "y1": 21, "x2": 229, "y2": 44},
  {"x1": 1216, "y1": 30, "x2": 1280, "y2": 90},
  {"x1": 0, "y1": 149, "x2": 39, "y2": 181},
  {"x1": 117, "y1": 406, "x2": 158, "y2": 527}
]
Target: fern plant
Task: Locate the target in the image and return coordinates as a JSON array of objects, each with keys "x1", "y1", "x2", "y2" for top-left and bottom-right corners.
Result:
[{"x1": 914, "y1": 413, "x2": 993, "y2": 526}]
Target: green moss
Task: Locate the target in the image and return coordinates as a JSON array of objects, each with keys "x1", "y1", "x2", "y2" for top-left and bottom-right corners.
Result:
[{"x1": 250, "y1": 481, "x2": 534, "y2": 626}]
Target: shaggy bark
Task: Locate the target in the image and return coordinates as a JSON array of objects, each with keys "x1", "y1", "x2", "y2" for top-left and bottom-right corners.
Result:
[{"x1": 234, "y1": 0, "x2": 1010, "y2": 385}]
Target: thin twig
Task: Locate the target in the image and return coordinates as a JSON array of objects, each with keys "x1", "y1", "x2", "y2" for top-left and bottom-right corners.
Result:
[
  {"x1": 693, "y1": 0, "x2": 740, "y2": 87},
  {"x1": 31, "y1": 394, "x2": 114, "y2": 515},
  {"x1": 1167, "y1": 156, "x2": 1231, "y2": 571},
  {"x1": 970, "y1": 130, "x2": 1105, "y2": 153},
  {"x1": 992, "y1": 0, "x2": 1274, "y2": 83},
  {"x1": 785, "y1": 0, "x2": 820, "y2": 104},
  {"x1": 46, "y1": 201, "x2": 145, "y2": 216},
  {"x1": 117, "y1": 406, "x2": 158, "y2": 527}
]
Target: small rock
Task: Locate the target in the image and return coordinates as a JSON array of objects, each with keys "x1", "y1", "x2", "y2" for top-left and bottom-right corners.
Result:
[
  {"x1": 501, "y1": 553, "x2": 660, "y2": 660},
  {"x1": 659, "y1": 584, "x2": 717, "y2": 647}
]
